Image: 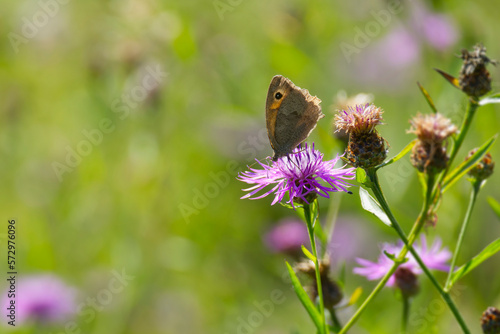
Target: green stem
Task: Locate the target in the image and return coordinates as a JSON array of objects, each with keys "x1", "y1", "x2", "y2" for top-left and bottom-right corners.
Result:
[
  {"x1": 449, "y1": 100, "x2": 479, "y2": 165},
  {"x1": 432, "y1": 100, "x2": 479, "y2": 202},
  {"x1": 402, "y1": 297, "x2": 410, "y2": 334},
  {"x1": 339, "y1": 170, "x2": 470, "y2": 333},
  {"x1": 304, "y1": 202, "x2": 327, "y2": 334},
  {"x1": 445, "y1": 181, "x2": 481, "y2": 291},
  {"x1": 328, "y1": 305, "x2": 342, "y2": 332},
  {"x1": 368, "y1": 169, "x2": 470, "y2": 334}
]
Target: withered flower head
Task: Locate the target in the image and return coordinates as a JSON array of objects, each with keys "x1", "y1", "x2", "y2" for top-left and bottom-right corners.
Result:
[
  {"x1": 459, "y1": 44, "x2": 497, "y2": 98},
  {"x1": 408, "y1": 113, "x2": 457, "y2": 144},
  {"x1": 481, "y1": 307, "x2": 500, "y2": 334},
  {"x1": 407, "y1": 113, "x2": 457, "y2": 174},
  {"x1": 466, "y1": 149, "x2": 495, "y2": 181},
  {"x1": 335, "y1": 104, "x2": 387, "y2": 168}
]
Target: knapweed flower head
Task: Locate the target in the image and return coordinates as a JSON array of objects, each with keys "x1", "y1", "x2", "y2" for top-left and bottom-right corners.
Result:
[
  {"x1": 408, "y1": 113, "x2": 457, "y2": 145},
  {"x1": 237, "y1": 144, "x2": 355, "y2": 206},
  {"x1": 1, "y1": 274, "x2": 77, "y2": 325},
  {"x1": 332, "y1": 92, "x2": 374, "y2": 144},
  {"x1": 335, "y1": 103, "x2": 384, "y2": 135},
  {"x1": 353, "y1": 235, "x2": 451, "y2": 287},
  {"x1": 467, "y1": 148, "x2": 495, "y2": 182},
  {"x1": 335, "y1": 103, "x2": 387, "y2": 168},
  {"x1": 408, "y1": 113, "x2": 457, "y2": 173},
  {"x1": 481, "y1": 307, "x2": 500, "y2": 334},
  {"x1": 264, "y1": 218, "x2": 309, "y2": 257}
]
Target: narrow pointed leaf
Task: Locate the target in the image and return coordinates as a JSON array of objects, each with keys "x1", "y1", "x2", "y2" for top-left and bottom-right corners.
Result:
[
  {"x1": 302, "y1": 245, "x2": 317, "y2": 262},
  {"x1": 348, "y1": 287, "x2": 363, "y2": 306},
  {"x1": 443, "y1": 135, "x2": 497, "y2": 192},
  {"x1": 286, "y1": 262, "x2": 323, "y2": 330},
  {"x1": 376, "y1": 140, "x2": 417, "y2": 169},
  {"x1": 359, "y1": 187, "x2": 391, "y2": 226},
  {"x1": 435, "y1": 68, "x2": 460, "y2": 89},
  {"x1": 417, "y1": 82, "x2": 438, "y2": 113},
  {"x1": 450, "y1": 238, "x2": 500, "y2": 287},
  {"x1": 488, "y1": 197, "x2": 500, "y2": 220},
  {"x1": 479, "y1": 93, "x2": 500, "y2": 106}
]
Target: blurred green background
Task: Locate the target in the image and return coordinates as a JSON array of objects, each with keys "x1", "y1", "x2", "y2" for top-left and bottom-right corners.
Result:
[{"x1": 1, "y1": 0, "x2": 500, "y2": 333}]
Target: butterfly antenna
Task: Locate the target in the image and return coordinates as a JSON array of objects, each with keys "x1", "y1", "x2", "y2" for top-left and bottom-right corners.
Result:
[{"x1": 246, "y1": 156, "x2": 272, "y2": 169}]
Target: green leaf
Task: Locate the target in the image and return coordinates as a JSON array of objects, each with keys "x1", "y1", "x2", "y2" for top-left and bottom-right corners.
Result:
[
  {"x1": 376, "y1": 140, "x2": 417, "y2": 169},
  {"x1": 359, "y1": 187, "x2": 391, "y2": 226},
  {"x1": 488, "y1": 197, "x2": 500, "y2": 220},
  {"x1": 383, "y1": 250, "x2": 397, "y2": 261},
  {"x1": 479, "y1": 93, "x2": 500, "y2": 106},
  {"x1": 280, "y1": 202, "x2": 304, "y2": 210},
  {"x1": 417, "y1": 172, "x2": 427, "y2": 198},
  {"x1": 417, "y1": 82, "x2": 438, "y2": 113},
  {"x1": 286, "y1": 262, "x2": 323, "y2": 330},
  {"x1": 355, "y1": 167, "x2": 369, "y2": 185},
  {"x1": 348, "y1": 287, "x2": 363, "y2": 306},
  {"x1": 302, "y1": 245, "x2": 316, "y2": 262},
  {"x1": 434, "y1": 68, "x2": 461, "y2": 89},
  {"x1": 442, "y1": 135, "x2": 497, "y2": 192},
  {"x1": 450, "y1": 238, "x2": 500, "y2": 287}
]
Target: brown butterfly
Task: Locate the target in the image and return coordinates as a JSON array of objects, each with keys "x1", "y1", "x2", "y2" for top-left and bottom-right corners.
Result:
[{"x1": 265, "y1": 75, "x2": 324, "y2": 161}]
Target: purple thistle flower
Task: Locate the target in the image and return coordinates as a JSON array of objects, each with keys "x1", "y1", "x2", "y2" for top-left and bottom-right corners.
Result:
[
  {"x1": 353, "y1": 235, "x2": 451, "y2": 287},
  {"x1": 237, "y1": 144, "x2": 356, "y2": 206},
  {"x1": 1, "y1": 274, "x2": 77, "y2": 325}
]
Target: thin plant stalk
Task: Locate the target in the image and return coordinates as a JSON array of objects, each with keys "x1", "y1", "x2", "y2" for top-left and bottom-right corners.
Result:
[
  {"x1": 445, "y1": 180, "x2": 481, "y2": 291},
  {"x1": 338, "y1": 178, "x2": 431, "y2": 334},
  {"x1": 339, "y1": 171, "x2": 471, "y2": 334},
  {"x1": 304, "y1": 202, "x2": 328, "y2": 334},
  {"x1": 368, "y1": 169, "x2": 470, "y2": 333},
  {"x1": 402, "y1": 297, "x2": 410, "y2": 334},
  {"x1": 328, "y1": 306, "x2": 342, "y2": 332},
  {"x1": 432, "y1": 100, "x2": 479, "y2": 201}
]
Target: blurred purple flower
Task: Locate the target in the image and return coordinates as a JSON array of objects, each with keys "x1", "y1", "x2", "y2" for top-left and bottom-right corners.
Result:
[
  {"x1": 264, "y1": 218, "x2": 309, "y2": 255},
  {"x1": 353, "y1": 235, "x2": 451, "y2": 286},
  {"x1": 327, "y1": 215, "x2": 377, "y2": 267},
  {"x1": 411, "y1": 1, "x2": 458, "y2": 51},
  {"x1": 348, "y1": 25, "x2": 420, "y2": 90},
  {"x1": 420, "y1": 14, "x2": 458, "y2": 51},
  {"x1": 1, "y1": 274, "x2": 77, "y2": 325},
  {"x1": 237, "y1": 144, "x2": 355, "y2": 206},
  {"x1": 380, "y1": 27, "x2": 421, "y2": 68}
]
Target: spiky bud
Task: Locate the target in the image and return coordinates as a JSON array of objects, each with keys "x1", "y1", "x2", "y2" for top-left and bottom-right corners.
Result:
[
  {"x1": 481, "y1": 307, "x2": 500, "y2": 334},
  {"x1": 467, "y1": 149, "x2": 495, "y2": 181}
]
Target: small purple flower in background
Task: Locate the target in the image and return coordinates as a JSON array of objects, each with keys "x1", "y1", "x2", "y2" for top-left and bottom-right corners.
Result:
[
  {"x1": 410, "y1": 0, "x2": 459, "y2": 51},
  {"x1": 1, "y1": 274, "x2": 77, "y2": 325},
  {"x1": 327, "y1": 215, "x2": 378, "y2": 268},
  {"x1": 353, "y1": 235, "x2": 451, "y2": 287},
  {"x1": 264, "y1": 218, "x2": 310, "y2": 257},
  {"x1": 238, "y1": 144, "x2": 355, "y2": 206}
]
